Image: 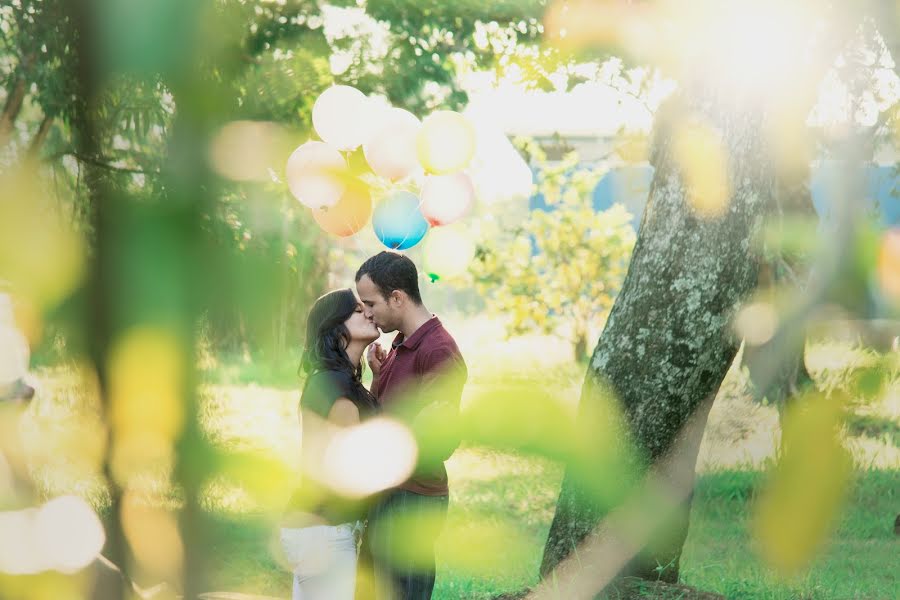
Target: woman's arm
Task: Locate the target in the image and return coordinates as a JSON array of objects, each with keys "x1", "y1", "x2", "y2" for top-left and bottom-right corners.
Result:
[
  {"x1": 300, "y1": 397, "x2": 360, "y2": 482},
  {"x1": 327, "y1": 397, "x2": 360, "y2": 427}
]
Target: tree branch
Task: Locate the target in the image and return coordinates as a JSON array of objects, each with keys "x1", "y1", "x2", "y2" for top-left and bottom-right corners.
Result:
[{"x1": 48, "y1": 150, "x2": 161, "y2": 175}]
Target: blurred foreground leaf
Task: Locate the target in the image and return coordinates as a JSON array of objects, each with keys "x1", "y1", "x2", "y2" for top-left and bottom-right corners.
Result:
[{"x1": 753, "y1": 392, "x2": 852, "y2": 576}]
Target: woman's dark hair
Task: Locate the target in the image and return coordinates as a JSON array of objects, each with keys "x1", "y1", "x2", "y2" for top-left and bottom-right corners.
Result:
[
  {"x1": 299, "y1": 288, "x2": 376, "y2": 407},
  {"x1": 355, "y1": 251, "x2": 422, "y2": 304}
]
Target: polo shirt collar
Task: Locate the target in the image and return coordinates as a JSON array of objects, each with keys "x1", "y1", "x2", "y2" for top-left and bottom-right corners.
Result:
[{"x1": 391, "y1": 315, "x2": 440, "y2": 350}]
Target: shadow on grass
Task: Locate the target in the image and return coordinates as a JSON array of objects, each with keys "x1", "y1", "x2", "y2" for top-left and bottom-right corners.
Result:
[
  {"x1": 492, "y1": 578, "x2": 726, "y2": 600},
  {"x1": 845, "y1": 412, "x2": 900, "y2": 447}
]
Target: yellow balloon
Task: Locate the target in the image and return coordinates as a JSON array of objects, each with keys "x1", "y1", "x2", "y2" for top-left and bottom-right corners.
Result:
[
  {"x1": 423, "y1": 226, "x2": 476, "y2": 281},
  {"x1": 416, "y1": 111, "x2": 476, "y2": 175}
]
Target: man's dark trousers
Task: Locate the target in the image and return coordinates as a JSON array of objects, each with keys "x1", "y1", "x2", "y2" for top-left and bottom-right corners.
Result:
[{"x1": 366, "y1": 488, "x2": 449, "y2": 600}]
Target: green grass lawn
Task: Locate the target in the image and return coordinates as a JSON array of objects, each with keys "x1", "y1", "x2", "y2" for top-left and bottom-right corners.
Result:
[
  {"x1": 16, "y1": 320, "x2": 900, "y2": 599},
  {"x1": 199, "y1": 448, "x2": 897, "y2": 600}
]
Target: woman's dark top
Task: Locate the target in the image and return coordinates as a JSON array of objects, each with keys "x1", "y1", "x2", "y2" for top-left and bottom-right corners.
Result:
[
  {"x1": 285, "y1": 369, "x2": 378, "y2": 525},
  {"x1": 300, "y1": 369, "x2": 377, "y2": 420}
]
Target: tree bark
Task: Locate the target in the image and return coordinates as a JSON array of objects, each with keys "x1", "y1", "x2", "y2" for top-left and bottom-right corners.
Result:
[
  {"x1": 26, "y1": 114, "x2": 54, "y2": 158},
  {"x1": 0, "y1": 74, "x2": 28, "y2": 145},
  {"x1": 64, "y1": 2, "x2": 130, "y2": 595},
  {"x1": 574, "y1": 330, "x2": 588, "y2": 364},
  {"x1": 540, "y1": 89, "x2": 773, "y2": 585}
]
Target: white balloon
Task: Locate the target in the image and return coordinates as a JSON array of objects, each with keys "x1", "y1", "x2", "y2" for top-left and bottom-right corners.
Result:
[
  {"x1": 358, "y1": 99, "x2": 392, "y2": 149},
  {"x1": 420, "y1": 172, "x2": 475, "y2": 226},
  {"x1": 465, "y1": 116, "x2": 534, "y2": 204},
  {"x1": 363, "y1": 108, "x2": 421, "y2": 181},
  {"x1": 424, "y1": 226, "x2": 476, "y2": 280},
  {"x1": 285, "y1": 141, "x2": 346, "y2": 209},
  {"x1": 312, "y1": 85, "x2": 375, "y2": 151}
]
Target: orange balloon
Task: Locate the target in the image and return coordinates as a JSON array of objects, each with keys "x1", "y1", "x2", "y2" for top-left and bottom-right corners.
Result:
[{"x1": 311, "y1": 184, "x2": 373, "y2": 237}]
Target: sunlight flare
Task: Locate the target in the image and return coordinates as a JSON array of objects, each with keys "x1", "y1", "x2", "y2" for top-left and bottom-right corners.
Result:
[
  {"x1": 209, "y1": 120, "x2": 292, "y2": 182},
  {"x1": 0, "y1": 496, "x2": 105, "y2": 575},
  {"x1": 121, "y1": 491, "x2": 184, "y2": 579},
  {"x1": 735, "y1": 302, "x2": 779, "y2": 346},
  {"x1": 672, "y1": 119, "x2": 730, "y2": 218},
  {"x1": 322, "y1": 418, "x2": 418, "y2": 497},
  {"x1": 108, "y1": 327, "x2": 185, "y2": 485}
]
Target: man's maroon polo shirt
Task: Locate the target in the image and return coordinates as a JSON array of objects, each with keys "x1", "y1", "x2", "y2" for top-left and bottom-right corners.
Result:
[{"x1": 371, "y1": 316, "x2": 466, "y2": 496}]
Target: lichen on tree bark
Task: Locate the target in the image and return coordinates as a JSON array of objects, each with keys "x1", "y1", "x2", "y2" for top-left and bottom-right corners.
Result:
[{"x1": 540, "y1": 89, "x2": 774, "y2": 585}]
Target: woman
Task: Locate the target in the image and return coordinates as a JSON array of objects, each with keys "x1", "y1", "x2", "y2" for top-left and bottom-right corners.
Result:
[{"x1": 280, "y1": 288, "x2": 380, "y2": 600}]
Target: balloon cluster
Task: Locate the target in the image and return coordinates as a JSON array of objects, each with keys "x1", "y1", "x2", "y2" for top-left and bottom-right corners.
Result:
[{"x1": 285, "y1": 86, "x2": 478, "y2": 277}]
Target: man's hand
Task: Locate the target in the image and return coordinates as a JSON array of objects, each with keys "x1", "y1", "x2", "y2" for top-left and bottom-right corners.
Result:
[{"x1": 367, "y1": 342, "x2": 387, "y2": 377}]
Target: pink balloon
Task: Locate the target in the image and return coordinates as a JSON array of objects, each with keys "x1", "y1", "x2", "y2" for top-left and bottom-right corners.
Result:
[
  {"x1": 363, "y1": 109, "x2": 421, "y2": 181},
  {"x1": 285, "y1": 141, "x2": 346, "y2": 210},
  {"x1": 420, "y1": 172, "x2": 475, "y2": 226}
]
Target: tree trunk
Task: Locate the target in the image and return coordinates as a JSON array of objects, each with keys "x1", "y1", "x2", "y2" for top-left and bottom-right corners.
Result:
[
  {"x1": 742, "y1": 265, "x2": 814, "y2": 412},
  {"x1": 0, "y1": 74, "x2": 28, "y2": 145},
  {"x1": 574, "y1": 329, "x2": 588, "y2": 364},
  {"x1": 66, "y1": 3, "x2": 130, "y2": 592},
  {"x1": 540, "y1": 89, "x2": 772, "y2": 586},
  {"x1": 27, "y1": 114, "x2": 54, "y2": 158},
  {"x1": 743, "y1": 143, "x2": 817, "y2": 411}
]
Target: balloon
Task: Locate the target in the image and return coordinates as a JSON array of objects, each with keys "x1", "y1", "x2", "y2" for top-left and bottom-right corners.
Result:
[
  {"x1": 420, "y1": 172, "x2": 475, "y2": 226},
  {"x1": 363, "y1": 108, "x2": 421, "y2": 181},
  {"x1": 312, "y1": 183, "x2": 373, "y2": 237},
  {"x1": 416, "y1": 111, "x2": 477, "y2": 175},
  {"x1": 423, "y1": 226, "x2": 476, "y2": 282},
  {"x1": 465, "y1": 118, "x2": 534, "y2": 204},
  {"x1": 285, "y1": 141, "x2": 346, "y2": 210},
  {"x1": 372, "y1": 191, "x2": 429, "y2": 250},
  {"x1": 312, "y1": 85, "x2": 375, "y2": 151}
]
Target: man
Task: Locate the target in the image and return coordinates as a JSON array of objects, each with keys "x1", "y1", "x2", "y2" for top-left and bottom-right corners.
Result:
[{"x1": 355, "y1": 251, "x2": 467, "y2": 600}]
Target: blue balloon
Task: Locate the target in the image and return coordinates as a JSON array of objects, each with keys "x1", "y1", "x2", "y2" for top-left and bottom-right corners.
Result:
[{"x1": 372, "y1": 191, "x2": 429, "y2": 250}]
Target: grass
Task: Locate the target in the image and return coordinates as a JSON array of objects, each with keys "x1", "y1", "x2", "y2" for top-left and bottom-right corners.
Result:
[
  {"x1": 197, "y1": 451, "x2": 898, "y2": 600},
  {"x1": 680, "y1": 469, "x2": 899, "y2": 600},
  {"x1": 194, "y1": 322, "x2": 900, "y2": 599},
  {"x1": 12, "y1": 318, "x2": 900, "y2": 599}
]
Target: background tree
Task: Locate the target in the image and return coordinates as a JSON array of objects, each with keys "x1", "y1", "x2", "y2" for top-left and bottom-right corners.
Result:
[
  {"x1": 471, "y1": 140, "x2": 636, "y2": 362},
  {"x1": 0, "y1": 0, "x2": 551, "y2": 596},
  {"x1": 0, "y1": 0, "x2": 552, "y2": 364},
  {"x1": 536, "y1": 1, "x2": 894, "y2": 594}
]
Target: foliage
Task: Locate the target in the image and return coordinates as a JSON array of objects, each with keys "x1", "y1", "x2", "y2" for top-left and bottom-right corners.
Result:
[
  {"x1": 470, "y1": 140, "x2": 636, "y2": 361},
  {"x1": 0, "y1": 0, "x2": 553, "y2": 356}
]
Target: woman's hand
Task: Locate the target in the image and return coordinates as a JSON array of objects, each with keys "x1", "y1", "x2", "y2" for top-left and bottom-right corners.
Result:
[{"x1": 367, "y1": 342, "x2": 386, "y2": 377}]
